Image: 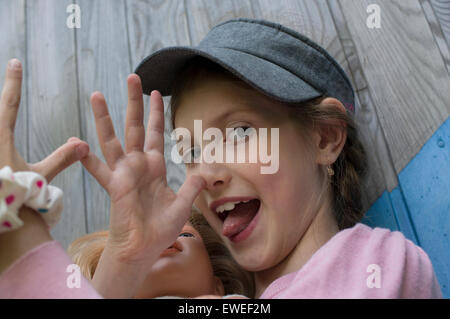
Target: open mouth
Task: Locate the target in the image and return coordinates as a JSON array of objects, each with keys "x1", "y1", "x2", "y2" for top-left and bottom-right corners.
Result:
[
  {"x1": 216, "y1": 199, "x2": 261, "y2": 240},
  {"x1": 160, "y1": 241, "x2": 182, "y2": 257}
]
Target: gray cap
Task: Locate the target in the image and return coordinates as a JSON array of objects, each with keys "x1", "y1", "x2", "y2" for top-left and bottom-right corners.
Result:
[{"x1": 135, "y1": 17, "x2": 355, "y2": 113}]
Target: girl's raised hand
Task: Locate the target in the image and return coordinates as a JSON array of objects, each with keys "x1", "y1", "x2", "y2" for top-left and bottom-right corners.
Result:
[
  {"x1": 81, "y1": 75, "x2": 205, "y2": 268},
  {"x1": 0, "y1": 59, "x2": 89, "y2": 183}
]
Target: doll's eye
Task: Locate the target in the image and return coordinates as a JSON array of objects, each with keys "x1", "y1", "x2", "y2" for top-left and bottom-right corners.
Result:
[{"x1": 179, "y1": 232, "x2": 194, "y2": 238}]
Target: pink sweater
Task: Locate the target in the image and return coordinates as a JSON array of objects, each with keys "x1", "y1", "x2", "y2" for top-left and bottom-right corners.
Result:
[
  {"x1": 0, "y1": 223, "x2": 442, "y2": 298},
  {"x1": 260, "y1": 223, "x2": 442, "y2": 298}
]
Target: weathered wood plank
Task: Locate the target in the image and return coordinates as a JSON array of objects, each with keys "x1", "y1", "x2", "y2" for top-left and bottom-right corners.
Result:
[
  {"x1": 0, "y1": 0, "x2": 27, "y2": 160},
  {"x1": 76, "y1": 0, "x2": 132, "y2": 233},
  {"x1": 185, "y1": 0, "x2": 255, "y2": 44},
  {"x1": 420, "y1": 0, "x2": 450, "y2": 74},
  {"x1": 27, "y1": 0, "x2": 86, "y2": 249},
  {"x1": 430, "y1": 0, "x2": 450, "y2": 49},
  {"x1": 327, "y1": 0, "x2": 400, "y2": 216},
  {"x1": 338, "y1": 0, "x2": 450, "y2": 175}
]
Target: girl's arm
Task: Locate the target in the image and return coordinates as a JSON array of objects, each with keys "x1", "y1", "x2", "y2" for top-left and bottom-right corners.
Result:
[
  {"x1": 0, "y1": 207, "x2": 51, "y2": 274},
  {"x1": 0, "y1": 59, "x2": 98, "y2": 298},
  {"x1": 0, "y1": 206, "x2": 103, "y2": 298}
]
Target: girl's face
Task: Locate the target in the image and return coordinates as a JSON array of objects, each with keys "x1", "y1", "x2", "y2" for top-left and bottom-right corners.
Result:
[
  {"x1": 174, "y1": 76, "x2": 324, "y2": 272},
  {"x1": 134, "y1": 222, "x2": 223, "y2": 298}
]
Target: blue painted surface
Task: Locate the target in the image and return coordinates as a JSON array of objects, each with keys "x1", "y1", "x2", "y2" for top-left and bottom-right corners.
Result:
[{"x1": 362, "y1": 117, "x2": 450, "y2": 298}]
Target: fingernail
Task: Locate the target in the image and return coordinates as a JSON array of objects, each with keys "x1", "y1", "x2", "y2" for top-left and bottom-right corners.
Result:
[
  {"x1": 8, "y1": 59, "x2": 21, "y2": 70},
  {"x1": 67, "y1": 137, "x2": 79, "y2": 143},
  {"x1": 76, "y1": 144, "x2": 89, "y2": 159}
]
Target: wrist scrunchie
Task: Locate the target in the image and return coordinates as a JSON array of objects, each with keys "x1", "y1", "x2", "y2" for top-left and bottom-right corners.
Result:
[{"x1": 0, "y1": 166, "x2": 63, "y2": 234}]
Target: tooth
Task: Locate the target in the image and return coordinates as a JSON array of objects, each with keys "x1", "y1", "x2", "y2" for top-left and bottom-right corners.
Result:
[
  {"x1": 223, "y1": 202, "x2": 235, "y2": 211},
  {"x1": 216, "y1": 202, "x2": 239, "y2": 214},
  {"x1": 216, "y1": 205, "x2": 224, "y2": 213},
  {"x1": 215, "y1": 199, "x2": 256, "y2": 214}
]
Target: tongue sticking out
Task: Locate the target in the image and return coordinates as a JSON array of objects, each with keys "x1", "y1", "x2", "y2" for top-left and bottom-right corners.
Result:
[{"x1": 222, "y1": 199, "x2": 260, "y2": 238}]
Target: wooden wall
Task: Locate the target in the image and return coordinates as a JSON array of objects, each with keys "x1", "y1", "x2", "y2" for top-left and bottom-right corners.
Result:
[{"x1": 0, "y1": 0, "x2": 448, "y2": 297}]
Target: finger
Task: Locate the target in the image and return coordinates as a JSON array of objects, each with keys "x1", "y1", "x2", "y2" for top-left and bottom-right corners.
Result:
[
  {"x1": 91, "y1": 91, "x2": 125, "y2": 169},
  {"x1": 125, "y1": 74, "x2": 145, "y2": 153},
  {"x1": 29, "y1": 138, "x2": 90, "y2": 182},
  {"x1": 144, "y1": 90, "x2": 165, "y2": 153},
  {"x1": 80, "y1": 151, "x2": 112, "y2": 191},
  {"x1": 0, "y1": 59, "x2": 23, "y2": 131},
  {"x1": 169, "y1": 175, "x2": 206, "y2": 222}
]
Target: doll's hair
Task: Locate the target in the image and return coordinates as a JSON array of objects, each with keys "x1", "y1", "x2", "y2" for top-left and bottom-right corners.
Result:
[
  {"x1": 188, "y1": 209, "x2": 255, "y2": 296},
  {"x1": 67, "y1": 209, "x2": 255, "y2": 297},
  {"x1": 169, "y1": 56, "x2": 368, "y2": 230}
]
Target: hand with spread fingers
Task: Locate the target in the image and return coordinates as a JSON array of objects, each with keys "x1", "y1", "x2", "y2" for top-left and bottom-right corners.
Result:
[
  {"x1": 0, "y1": 59, "x2": 90, "y2": 183},
  {"x1": 81, "y1": 75, "x2": 205, "y2": 298}
]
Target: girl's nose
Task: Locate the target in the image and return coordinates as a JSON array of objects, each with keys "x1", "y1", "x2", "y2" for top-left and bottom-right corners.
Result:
[{"x1": 198, "y1": 162, "x2": 232, "y2": 191}]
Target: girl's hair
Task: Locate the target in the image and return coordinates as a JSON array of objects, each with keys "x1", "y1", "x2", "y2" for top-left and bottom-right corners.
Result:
[
  {"x1": 67, "y1": 209, "x2": 255, "y2": 297},
  {"x1": 169, "y1": 56, "x2": 368, "y2": 230}
]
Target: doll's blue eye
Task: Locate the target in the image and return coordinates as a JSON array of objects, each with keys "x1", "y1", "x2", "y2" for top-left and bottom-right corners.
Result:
[{"x1": 179, "y1": 232, "x2": 194, "y2": 237}]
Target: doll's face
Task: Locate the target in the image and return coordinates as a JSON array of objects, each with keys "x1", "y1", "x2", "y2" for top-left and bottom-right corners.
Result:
[
  {"x1": 174, "y1": 76, "x2": 324, "y2": 272},
  {"x1": 133, "y1": 222, "x2": 224, "y2": 298}
]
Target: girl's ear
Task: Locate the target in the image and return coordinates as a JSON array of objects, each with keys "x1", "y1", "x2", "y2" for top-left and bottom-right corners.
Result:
[
  {"x1": 314, "y1": 97, "x2": 347, "y2": 166},
  {"x1": 213, "y1": 276, "x2": 225, "y2": 296}
]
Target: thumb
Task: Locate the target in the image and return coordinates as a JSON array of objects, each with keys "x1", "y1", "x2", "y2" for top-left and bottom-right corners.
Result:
[
  {"x1": 30, "y1": 138, "x2": 90, "y2": 182},
  {"x1": 169, "y1": 175, "x2": 206, "y2": 222}
]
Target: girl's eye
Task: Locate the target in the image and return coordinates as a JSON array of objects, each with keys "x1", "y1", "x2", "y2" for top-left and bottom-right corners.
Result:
[
  {"x1": 179, "y1": 232, "x2": 194, "y2": 238},
  {"x1": 182, "y1": 145, "x2": 201, "y2": 163},
  {"x1": 226, "y1": 126, "x2": 255, "y2": 144}
]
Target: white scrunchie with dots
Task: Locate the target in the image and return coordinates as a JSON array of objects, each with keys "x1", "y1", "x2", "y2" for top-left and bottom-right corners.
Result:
[{"x1": 0, "y1": 166, "x2": 63, "y2": 233}]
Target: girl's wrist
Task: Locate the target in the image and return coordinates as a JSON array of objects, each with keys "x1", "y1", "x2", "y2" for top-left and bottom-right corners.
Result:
[
  {"x1": 91, "y1": 244, "x2": 153, "y2": 298},
  {"x1": 0, "y1": 206, "x2": 52, "y2": 274}
]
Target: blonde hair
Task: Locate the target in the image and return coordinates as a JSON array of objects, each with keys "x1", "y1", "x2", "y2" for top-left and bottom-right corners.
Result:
[
  {"x1": 67, "y1": 209, "x2": 255, "y2": 297},
  {"x1": 169, "y1": 56, "x2": 368, "y2": 230}
]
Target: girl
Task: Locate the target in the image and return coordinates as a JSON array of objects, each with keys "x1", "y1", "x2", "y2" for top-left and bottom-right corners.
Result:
[
  {"x1": 68, "y1": 209, "x2": 254, "y2": 298},
  {"x1": 130, "y1": 17, "x2": 443, "y2": 298}
]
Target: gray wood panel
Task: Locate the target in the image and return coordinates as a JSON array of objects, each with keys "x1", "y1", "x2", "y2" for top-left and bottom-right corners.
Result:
[
  {"x1": 430, "y1": 0, "x2": 450, "y2": 49},
  {"x1": 185, "y1": 0, "x2": 255, "y2": 44},
  {"x1": 26, "y1": 0, "x2": 86, "y2": 249},
  {"x1": 0, "y1": 0, "x2": 27, "y2": 160},
  {"x1": 420, "y1": 0, "x2": 450, "y2": 74},
  {"x1": 76, "y1": 0, "x2": 132, "y2": 234},
  {"x1": 338, "y1": 0, "x2": 450, "y2": 178},
  {"x1": 327, "y1": 0, "x2": 399, "y2": 209}
]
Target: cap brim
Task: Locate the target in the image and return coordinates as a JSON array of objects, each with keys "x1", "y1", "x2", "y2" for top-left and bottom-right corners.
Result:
[{"x1": 134, "y1": 46, "x2": 322, "y2": 103}]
